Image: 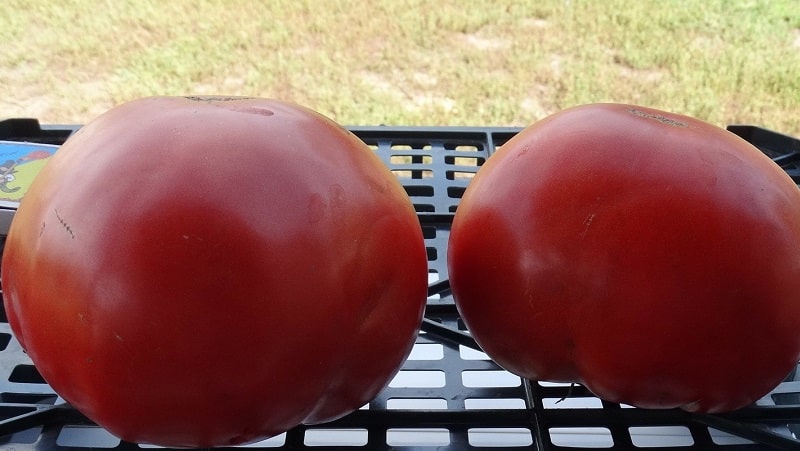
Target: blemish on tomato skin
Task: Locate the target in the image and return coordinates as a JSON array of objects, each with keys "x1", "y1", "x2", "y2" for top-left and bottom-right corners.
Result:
[
  {"x1": 329, "y1": 184, "x2": 346, "y2": 208},
  {"x1": 580, "y1": 213, "x2": 595, "y2": 239},
  {"x1": 512, "y1": 143, "x2": 531, "y2": 160},
  {"x1": 54, "y1": 209, "x2": 75, "y2": 239},
  {"x1": 307, "y1": 194, "x2": 327, "y2": 224},
  {"x1": 231, "y1": 106, "x2": 275, "y2": 117}
]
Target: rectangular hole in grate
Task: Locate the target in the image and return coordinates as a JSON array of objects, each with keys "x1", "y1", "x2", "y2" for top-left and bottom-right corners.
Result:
[
  {"x1": 392, "y1": 169, "x2": 434, "y2": 179},
  {"x1": 390, "y1": 144, "x2": 415, "y2": 151},
  {"x1": 468, "y1": 428, "x2": 533, "y2": 447},
  {"x1": 389, "y1": 370, "x2": 446, "y2": 388},
  {"x1": 386, "y1": 398, "x2": 448, "y2": 410},
  {"x1": 462, "y1": 370, "x2": 520, "y2": 388},
  {"x1": 403, "y1": 185, "x2": 434, "y2": 197},
  {"x1": 56, "y1": 426, "x2": 120, "y2": 448},
  {"x1": 543, "y1": 397, "x2": 603, "y2": 409},
  {"x1": 407, "y1": 343, "x2": 444, "y2": 360},
  {"x1": 773, "y1": 392, "x2": 800, "y2": 404},
  {"x1": 447, "y1": 186, "x2": 466, "y2": 198},
  {"x1": 414, "y1": 204, "x2": 435, "y2": 213},
  {"x1": 446, "y1": 170, "x2": 477, "y2": 180},
  {"x1": 0, "y1": 392, "x2": 59, "y2": 404},
  {"x1": 427, "y1": 272, "x2": 441, "y2": 301},
  {"x1": 9, "y1": 365, "x2": 46, "y2": 384},
  {"x1": 464, "y1": 398, "x2": 526, "y2": 410},
  {"x1": 708, "y1": 427, "x2": 755, "y2": 445},
  {"x1": 629, "y1": 426, "x2": 694, "y2": 447},
  {"x1": 304, "y1": 428, "x2": 368, "y2": 447},
  {"x1": 421, "y1": 226, "x2": 437, "y2": 239},
  {"x1": 459, "y1": 345, "x2": 489, "y2": 360},
  {"x1": 492, "y1": 133, "x2": 519, "y2": 148},
  {"x1": 549, "y1": 427, "x2": 614, "y2": 448},
  {"x1": 390, "y1": 155, "x2": 433, "y2": 165},
  {"x1": 232, "y1": 432, "x2": 287, "y2": 448},
  {"x1": 0, "y1": 333, "x2": 11, "y2": 351},
  {"x1": 426, "y1": 247, "x2": 437, "y2": 261},
  {"x1": 4, "y1": 426, "x2": 42, "y2": 445},
  {"x1": 0, "y1": 405, "x2": 37, "y2": 421},
  {"x1": 445, "y1": 155, "x2": 483, "y2": 180},
  {"x1": 445, "y1": 143, "x2": 483, "y2": 152},
  {"x1": 386, "y1": 428, "x2": 450, "y2": 447},
  {"x1": 539, "y1": 381, "x2": 574, "y2": 387},
  {"x1": 456, "y1": 144, "x2": 481, "y2": 152},
  {"x1": 445, "y1": 155, "x2": 485, "y2": 166}
]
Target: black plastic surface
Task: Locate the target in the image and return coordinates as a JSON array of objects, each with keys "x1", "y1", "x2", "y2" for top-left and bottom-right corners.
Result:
[{"x1": 0, "y1": 119, "x2": 798, "y2": 450}]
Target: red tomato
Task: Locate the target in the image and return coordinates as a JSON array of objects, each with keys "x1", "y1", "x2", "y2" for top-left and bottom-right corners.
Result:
[
  {"x1": 448, "y1": 103, "x2": 800, "y2": 413},
  {"x1": 1, "y1": 96, "x2": 428, "y2": 446}
]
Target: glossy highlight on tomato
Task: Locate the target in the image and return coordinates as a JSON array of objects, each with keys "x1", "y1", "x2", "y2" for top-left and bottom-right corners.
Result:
[
  {"x1": 1, "y1": 96, "x2": 428, "y2": 447},
  {"x1": 448, "y1": 103, "x2": 800, "y2": 413}
]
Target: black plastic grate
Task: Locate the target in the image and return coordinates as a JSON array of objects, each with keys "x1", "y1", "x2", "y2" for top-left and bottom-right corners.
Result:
[
  {"x1": 0, "y1": 119, "x2": 798, "y2": 450},
  {"x1": 356, "y1": 127, "x2": 499, "y2": 215}
]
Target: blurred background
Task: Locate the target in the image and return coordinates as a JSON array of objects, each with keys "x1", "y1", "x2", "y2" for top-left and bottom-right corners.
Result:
[{"x1": 1, "y1": 0, "x2": 798, "y2": 136}]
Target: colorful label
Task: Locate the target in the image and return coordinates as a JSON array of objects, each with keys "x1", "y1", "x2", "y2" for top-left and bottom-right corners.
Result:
[{"x1": 0, "y1": 141, "x2": 59, "y2": 204}]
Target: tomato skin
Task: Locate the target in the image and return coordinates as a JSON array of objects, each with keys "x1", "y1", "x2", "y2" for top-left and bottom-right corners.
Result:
[
  {"x1": 448, "y1": 103, "x2": 800, "y2": 413},
  {"x1": 1, "y1": 96, "x2": 428, "y2": 447}
]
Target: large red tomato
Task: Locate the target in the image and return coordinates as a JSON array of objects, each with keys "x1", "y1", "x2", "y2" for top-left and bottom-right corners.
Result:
[
  {"x1": 448, "y1": 103, "x2": 800, "y2": 413},
  {"x1": 1, "y1": 96, "x2": 428, "y2": 447}
]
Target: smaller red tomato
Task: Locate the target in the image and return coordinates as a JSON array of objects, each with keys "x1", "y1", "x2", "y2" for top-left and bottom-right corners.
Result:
[{"x1": 448, "y1": 103, "x2": 800, "y2": 413}]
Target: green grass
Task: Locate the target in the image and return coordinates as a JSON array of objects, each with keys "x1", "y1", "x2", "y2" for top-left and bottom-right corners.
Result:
[{"x1": 1, "y1": 0, "x2": 799, "y2": 137}]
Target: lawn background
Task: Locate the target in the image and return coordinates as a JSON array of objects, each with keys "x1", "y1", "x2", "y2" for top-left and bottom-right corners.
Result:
[{"x1": 1, "y1": 0, "x2": 798, "y2": 136}]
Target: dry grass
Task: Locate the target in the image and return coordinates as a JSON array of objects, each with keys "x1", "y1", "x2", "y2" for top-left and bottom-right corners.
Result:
[{"x1": 1, "y1": 0, "x2": 799, "y2": 136}]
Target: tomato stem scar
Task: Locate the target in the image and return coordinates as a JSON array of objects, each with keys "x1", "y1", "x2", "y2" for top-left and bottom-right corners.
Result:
[
  {"x1": 185, "y1": 96, "x2": 254, "y2": 102},
  {"x1": 627, "y1": 108, "x2": 687, "y2": 127}
]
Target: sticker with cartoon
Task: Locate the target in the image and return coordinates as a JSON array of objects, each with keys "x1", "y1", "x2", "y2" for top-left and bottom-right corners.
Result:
[{"x1": 0, "y1": 141, "x2": 59, "y2": 203}]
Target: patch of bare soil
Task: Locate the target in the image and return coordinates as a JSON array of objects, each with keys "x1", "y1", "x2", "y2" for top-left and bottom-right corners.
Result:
[{"x1": 1, "y1": 63, "x2": 115, "y2": 123}]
